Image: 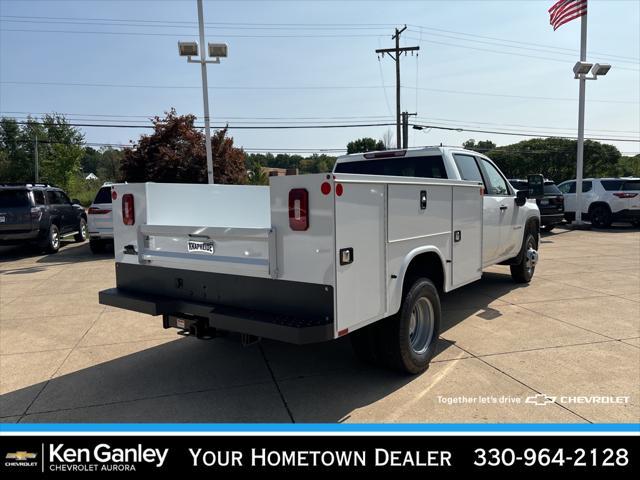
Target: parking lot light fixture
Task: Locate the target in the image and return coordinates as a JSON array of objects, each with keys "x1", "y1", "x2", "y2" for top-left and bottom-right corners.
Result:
[
  {"x1": 178, "y1": 0, "x2": 227, "y2": 184},
  {"x1": 178, "y1": 41, "x2": 199, "y2": 58},
  {"x1": 573, "y1": 61, "x2": 593, "y2": 77},
  {"x1": 591, "y1": 63, "x2": 611, "y2": 77}
]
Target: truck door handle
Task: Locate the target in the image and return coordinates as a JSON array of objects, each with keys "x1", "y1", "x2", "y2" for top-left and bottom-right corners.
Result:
[{"x1": 499, "y1": 205, "x2": 508, "y2": 211}]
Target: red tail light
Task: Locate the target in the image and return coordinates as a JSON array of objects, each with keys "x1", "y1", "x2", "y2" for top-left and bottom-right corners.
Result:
[
  {"x1": 88, "y1": 207, "x2": 112, "y2": 215},
  {"x1": 122, "y1": 194, "x2": 135, "y2": 225},
  {"x1": 288, "y1": 188, "x2": 309, "y2": 231},
  {"x1": 613, "y1": 192, "x2": 638, "y2": 199},
  {"x1": 556, "y1": 195, "x2": 564, "y2": 202}
]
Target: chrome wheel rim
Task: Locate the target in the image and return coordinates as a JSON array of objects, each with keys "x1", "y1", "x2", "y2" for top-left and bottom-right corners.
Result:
[
  {"x1": 408, "y1": 297, "x2": 435, "y2": 355},
  {"x1": 51, "y1": 229, "x2": 59, "y2": 249},
  {"x1": 81, "y1": 222, "x2": 88, "y2": 239},
  {"x1": 525, "y1": 239, "x2": 538, "y2": 275}
]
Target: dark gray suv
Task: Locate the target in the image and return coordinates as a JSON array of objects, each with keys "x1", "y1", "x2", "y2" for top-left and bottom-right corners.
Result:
[{"x1": 0, "y1": 184, "x2": 88, "y2": 253}]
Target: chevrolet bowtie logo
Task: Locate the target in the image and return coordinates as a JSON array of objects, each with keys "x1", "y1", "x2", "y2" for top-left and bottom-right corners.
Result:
[
  {"x1": 525, "y1": 393, "x2": 556, "y2": 406},
  {"x1": 6, "y1": 451, "x2": 37, "y2": 461}
]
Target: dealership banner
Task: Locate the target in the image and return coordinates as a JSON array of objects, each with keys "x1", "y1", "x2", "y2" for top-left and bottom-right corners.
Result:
[{"x1": 0, "y1": 435, "x2": 635, "y2": 475}]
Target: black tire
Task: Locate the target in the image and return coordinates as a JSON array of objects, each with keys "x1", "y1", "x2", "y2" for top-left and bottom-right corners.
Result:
[
  {"x1": 74, "y1": 218, "x2": 88, "y2": 242},
  {"x1": 589, "y1": 204, "x2": 612, "y2": 229},
  {"x1": 89, "y1": 239, "x2": 106, "y2": 254},
  {"x1": 377, "y1": 278, "x2": 441, "y2": 374},
  {"x1": 45, "y1": 224, "x2": 60, "y2": 254},
  {"x1": 510, "y1": 230, "x2": 538, "y2": 283},
  {"x1": 350, "y1": 323, "x2": 384, "y2": 366},
  {"x1": 542, "y1": 225, "x2": 555, "y2": 233}
]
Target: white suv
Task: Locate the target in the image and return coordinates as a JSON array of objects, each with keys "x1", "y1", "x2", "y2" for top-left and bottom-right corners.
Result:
[
  {"x1": 87, "y1": 183, "x2": 114, "y2": 253},
  {"x1": 557, "y1": 177, "x2": 640, "y2": 228}
]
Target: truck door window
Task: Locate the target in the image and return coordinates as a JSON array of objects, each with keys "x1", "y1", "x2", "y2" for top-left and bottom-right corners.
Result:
[
  {"x1": 453, "y1": 154, "x2": 484, "y2": 184},
  {"x1": 46, "y1": 191, "x2": 59, "y2": 204},
  {"x1": 480, "y1": 159, "x2": 510, "y2": 196},
  {"x1": 33, "y1": 190, "x2": 45, "y2": 205},
  {"x1": 59, "y1": 192, "x2": 72, "y2": 204}
]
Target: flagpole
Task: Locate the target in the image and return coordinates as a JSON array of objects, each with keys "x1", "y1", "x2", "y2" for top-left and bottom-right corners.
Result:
[{"x1": 574, "y1": 11, "x2": 587, "y2": 225}]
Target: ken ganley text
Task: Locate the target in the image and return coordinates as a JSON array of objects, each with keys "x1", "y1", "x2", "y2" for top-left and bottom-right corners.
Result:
[
  {"x1": 190, "y1": 448, "x2": 452, "y2": 468},
  {"x1": 48, "y1": 444, "x2": 168, "y2": 472}
]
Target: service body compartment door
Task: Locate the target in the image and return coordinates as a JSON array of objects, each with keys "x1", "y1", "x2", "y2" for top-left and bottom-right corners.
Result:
[
  {"x1": 335, "y1": 182, "x2": 386, "y2": 332},
  {"x1": 451, "y1": 185, "x2": 483, "y2": 288}
]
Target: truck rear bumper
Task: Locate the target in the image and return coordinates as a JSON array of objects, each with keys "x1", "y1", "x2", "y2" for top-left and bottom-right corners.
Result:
[{"x1": 99, "y1": 263, "x2": 335, "y2": 345}]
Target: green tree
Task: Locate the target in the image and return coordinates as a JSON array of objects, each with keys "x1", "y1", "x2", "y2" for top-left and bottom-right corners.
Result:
[
  {"x1": 612, "y1": 154, "x2": 640, "y2": 177},
  {"x1": 487, "y1": 138, "x2": 621, "y2": 182},
  {"x1": 96, "y1": 147, "x2": 124, "y2": 182},
  {"x1": 120, "y1": 109, "x2": 246, "y2": 184},
  {"x1": 81, "y1": 146, "x2": 101, "y2": 174},
  {"x1": 463, "y1": 139, "x2": 497, "y2": 152},
  {"x1": 0, "y1": 114, "x2": 83, "y2": 188},
  {"x1": 247, "y1": 161, "x2": 268, "y2": 185},
  {"x1": 346, "y1": 137, "x2": 385, "y2": 154},
  {"x1": 0, "y1": 117, "x2": 30, "y2": 181}
]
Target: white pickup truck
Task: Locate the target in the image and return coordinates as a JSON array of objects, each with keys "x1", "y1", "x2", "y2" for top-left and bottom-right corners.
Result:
[{"x1": 99, "y1": 146, "x2": 542, "y2": 373}]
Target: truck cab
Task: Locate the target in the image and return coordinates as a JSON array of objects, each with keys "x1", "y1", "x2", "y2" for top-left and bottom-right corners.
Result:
[{"x1": 334, "y1": 147, "x2": 539, "y2": 268}]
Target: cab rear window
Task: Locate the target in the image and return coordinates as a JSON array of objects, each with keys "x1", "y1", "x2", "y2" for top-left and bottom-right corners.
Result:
[
  {"x1": 0, "y1": 190, "x2": 30, "y2": 208},
  {"x1": 93, "y1": 187, "x2": 113, "y2": 204},
  {"x1": 334, "y1": 155, "x2": 447, "y2": 179}
]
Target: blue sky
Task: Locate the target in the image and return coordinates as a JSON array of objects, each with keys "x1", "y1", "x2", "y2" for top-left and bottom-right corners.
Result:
[{"x1": 1, "y1": 0, "x2": 638, "y2": 156}]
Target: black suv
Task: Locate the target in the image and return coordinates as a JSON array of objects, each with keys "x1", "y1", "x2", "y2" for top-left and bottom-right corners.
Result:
[
  {"x1": 0, "y1": 184, "x2": 88, "y2": 253},
  {"x1": 509, "y1": 179, "x2": 565, "y2": 232}
]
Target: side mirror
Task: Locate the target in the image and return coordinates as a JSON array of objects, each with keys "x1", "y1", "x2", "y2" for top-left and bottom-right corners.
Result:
[
  {"x1": 515, "y1": 189, "x2": 527, "y2": 207},
  {"x1": 527, "y1": 174, "x2": 544, "y2": 199},
  {"x1": 71, "y1": 198, "x2": 81, "y2": 205}
]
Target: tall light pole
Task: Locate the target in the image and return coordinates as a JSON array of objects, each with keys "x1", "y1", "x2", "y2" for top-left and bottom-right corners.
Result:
[
  {"x1": 178, "y1": 0, "x2": 228, "y2": 184},
  {"x1": 572, "y1": 12, "x2": 611, "y2": 225}
]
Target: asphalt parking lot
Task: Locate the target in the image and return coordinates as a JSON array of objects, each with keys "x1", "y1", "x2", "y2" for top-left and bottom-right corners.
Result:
[{"x1": 1, "y1": 226, "x2": 639, "y2": 424}]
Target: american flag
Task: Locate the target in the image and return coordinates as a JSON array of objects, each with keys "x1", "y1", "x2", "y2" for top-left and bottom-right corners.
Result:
[{"x1": 549, "y1": 0, "x2": 588, "y2": 31}]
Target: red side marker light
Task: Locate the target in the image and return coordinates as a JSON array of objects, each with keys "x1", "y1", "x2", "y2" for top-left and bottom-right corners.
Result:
[
  {"x1": 111, "y1": 190, "x2": 118, "y2": 201},
  {"x1": 338, "y1": 328, "x2": 349, "y2": 337},
  {"x1": 321, "y1": 182, "x2": 331, "y2": 195},
  {"x1": 335, "y1": 183, "x2": 344, "y2": 196}
]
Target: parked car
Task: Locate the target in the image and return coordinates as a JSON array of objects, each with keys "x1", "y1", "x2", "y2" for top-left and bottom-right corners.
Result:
[
  {"x1": 88, "y1": 183, "x2": 114, "y2": 253},
  {"x1": 508, "y1": 179, "x2": 565, "y2": 232},
  {"x1": 0, "y1": 183, "x2": 88, "y2": 253},
  {"x1": 99, "y1": 147, "x2": 543, "y2": 374},
  {"x1": 557, "y1": 177, "x2": 640, "y2": 228}
]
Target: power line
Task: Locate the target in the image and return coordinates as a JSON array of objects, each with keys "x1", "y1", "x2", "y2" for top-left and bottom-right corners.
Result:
[
  {"x1": 2, "y1": 15, "x2": 636, "y2": 63},
  {"x1": 411, "y1": 122, "x2": 640, "y2": 143},
  {"x1": 4, "y1": 111, "x2": 637, "y2": 135},
  {"x1": 0, "y1": 27, "x2": 387, "y2": 39},
  {"x1": 3, "y1": 80, "x2": 636, "y2": 105},
  {"x1": 4, "y1": 26, "x2": 637, "y2": 71},
  {"x1": 405, "y1": 24, "x2": 639, "y2": 63},
  {"x1": 10, "y1": 119, "x2": 640, "y2": 143}
]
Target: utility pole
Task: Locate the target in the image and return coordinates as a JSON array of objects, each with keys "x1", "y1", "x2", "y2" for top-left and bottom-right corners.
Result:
[
  {"x1": 376, "y1": 26, "x2": 419, "y2": 149},
  {"x1": 401, "y1": 111, "x2": 417, "y2": 149},
  {"x1": 34, "y1": 136, "x2": 39, "y2": 183}
]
